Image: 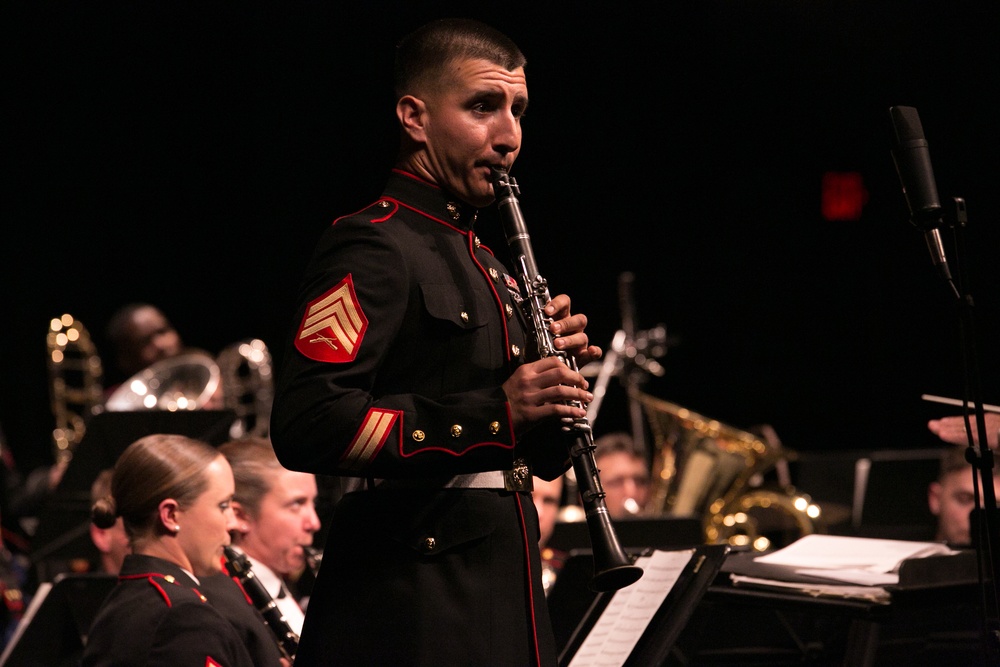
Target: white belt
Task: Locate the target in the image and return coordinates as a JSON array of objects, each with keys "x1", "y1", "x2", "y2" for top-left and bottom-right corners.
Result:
[
  {"x1": 444, "y1": 471, "x2": 508, "y2": 489},
  {"x1": 375, "y1": 460, "x2": 532, "y2": 492}
]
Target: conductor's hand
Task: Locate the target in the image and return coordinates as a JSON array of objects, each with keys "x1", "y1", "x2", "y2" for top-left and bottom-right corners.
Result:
[
  {"x1": 503, "y1": 294, "x2": 600, "y2": 435},
  {"x1": 928, "y1": 413, "x2": 1000, "y2": 449}
]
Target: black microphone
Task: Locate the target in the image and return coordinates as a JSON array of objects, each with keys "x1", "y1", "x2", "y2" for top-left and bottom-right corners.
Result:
[{"x1": 889, "y1": 106, "x2": 952, "y2": 281}]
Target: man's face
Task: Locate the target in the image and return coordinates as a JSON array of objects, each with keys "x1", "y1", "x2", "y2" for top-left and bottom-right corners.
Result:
[
  {"x1": 408, "y1": 57, "x2": 527, "y2": 207},
  {"x1": 239, "y1": 470, "x2": 320, "y2": 576},
  {"x1": 598, "y1": 451, "x2": 651, "y2": 520},
  {"x1": 929, "y1": 468, "x2": 1000, "y2": 545},
  {"x1": 121, "y1": 306, "x2": 182, "y2": 374}
]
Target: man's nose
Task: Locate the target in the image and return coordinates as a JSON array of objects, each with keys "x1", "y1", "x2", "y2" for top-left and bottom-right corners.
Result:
[
  {"x1": 305, "y1": 505, "x2": 321, "y2": 532},
  {"x1": 493, "y1": 112, "x2": 520, "y2": 155}
]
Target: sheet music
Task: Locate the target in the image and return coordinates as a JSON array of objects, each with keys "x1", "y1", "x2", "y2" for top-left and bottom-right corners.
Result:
[
  {"x1": 753, "y1": 534, "x2": 956, "y2": 583},
  {"x1": 568, "y1": 549, "x2": 694, "y2": 667}
]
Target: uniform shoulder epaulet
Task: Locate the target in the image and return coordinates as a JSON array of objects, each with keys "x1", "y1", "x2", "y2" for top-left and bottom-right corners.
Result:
[
  {"x1": 334, "y1": 198, "x2": 398, "y2": 227},
  {"x1": 119, "y1": 571, "x2": 209, "y2": 608}
]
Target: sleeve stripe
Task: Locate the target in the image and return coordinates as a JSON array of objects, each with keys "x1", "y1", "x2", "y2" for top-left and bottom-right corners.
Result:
[{"x1": 342, "y1": 409, "x2": 398, "y2": 471}]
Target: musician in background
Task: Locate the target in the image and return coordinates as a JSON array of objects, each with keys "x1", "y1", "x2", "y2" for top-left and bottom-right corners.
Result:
[
  {"x1": 270, "y1": 18, "x2": 601, "y2": 666},
  {"x1": 532, "y1": 475, "x2": 567, "y2": 595},
  {"x1": 1, "y1": 421, "x2": 66, "y2": 558},
  {"x1": 218, "y1": 436, "x2": 320, "y2": 635},
  {"x1": 88, "y1": 469, "x2": 129, "y2": 574},
  {"x1": 0, "y1": 510, "x2": 26, "y2": 651},
  {"x1": 928, "y1": 445, "x2": 1000, "y2": 547},
  {"x1": 102, "y1": 302, "x2": 225, "y2": 409},
  {"x1": 594, "y1": 431, "x2": 651, "y2": 519},
  {"x1": 83, "y1": 433, "x2": 284, "y2": 667},
  {"x1": 103, "y1": 303, "x2": 184, "y2": 388}
]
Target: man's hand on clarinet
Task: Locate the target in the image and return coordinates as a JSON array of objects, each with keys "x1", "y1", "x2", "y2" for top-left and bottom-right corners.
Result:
[
  {"x1": 544, "y1": 294, "x2": 602, "y2": 365},
  {"x1": 503, "y1": 294, "x2": 600, "y2": 434}
]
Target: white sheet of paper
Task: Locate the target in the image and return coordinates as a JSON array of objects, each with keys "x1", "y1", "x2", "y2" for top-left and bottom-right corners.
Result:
[
  {"x1": 729, "y1": 574, "x2": 891, "y2": 603},
  {"x1": 568, "y1": 549, "x2": 694, "y2": 667},
  {"x1": 794, "y1": 568, "x2": 899, "y2": 586},
  {"x1": 753, "y1": 534, "x2": 954, "y2": 574}
]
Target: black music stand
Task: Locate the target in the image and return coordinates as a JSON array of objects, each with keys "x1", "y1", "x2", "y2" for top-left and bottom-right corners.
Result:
[
  {"x1": 29, "y1": 410, "x2": 235, "y2": 581},
  {"x1": 553, "y1": 544, "x2": 728, "y2": 667},
  {"x1": 0, "y1": 572, "x2": 117, "y2": 667},
  {"x1": 851, "y1": 449, "x2": 941, "y2": 541},
  {"x1": 548, "y1": 516, "x2": 703, "y2": 554}
]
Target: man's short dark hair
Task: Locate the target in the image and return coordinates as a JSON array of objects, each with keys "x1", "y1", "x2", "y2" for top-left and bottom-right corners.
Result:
[
  {"x1": 939, "y1": 445, "x2": 1000, "y2": 480},
  {"x1": 594, "y1": 431, "x2": 643, "y2": 461},
  {"x1": 393, "y1": 18, "x2": 526, "y2": 98}
]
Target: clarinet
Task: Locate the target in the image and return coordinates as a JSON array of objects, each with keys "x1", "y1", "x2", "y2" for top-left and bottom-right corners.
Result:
[
  {"x1": 490, "y1": 168, "x2": 644, "y2": 592},
  {"x1": 223, "y1": 545, "x2": 299, "y2": 661}
]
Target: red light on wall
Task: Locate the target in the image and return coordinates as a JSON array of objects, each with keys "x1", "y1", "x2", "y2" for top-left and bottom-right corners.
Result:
[{"x1": 821, "y1": 171, "x2": 868, "y2": 221}]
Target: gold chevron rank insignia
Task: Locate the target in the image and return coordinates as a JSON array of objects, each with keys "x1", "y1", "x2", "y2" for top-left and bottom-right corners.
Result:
[
  {"x1": 341, "y1": 408, "x2": 399, "y2": 471},
  {"x1": 294, "y1": 274, "x2": 369, "y2": 363}
]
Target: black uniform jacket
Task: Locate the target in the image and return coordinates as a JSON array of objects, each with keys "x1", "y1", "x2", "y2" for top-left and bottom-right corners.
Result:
[
  {"x1": 82, "y1": 554, "x2": 257, "y2": 667},
  {"x1": 200, "y1": 570, "x2": 286, "y2": 666},
  {"x1": 271, "y1": 170, "x2": 570, "y2": 666},
  {"x1": 271, "y1": 168, "x2": 571, "y2": 482}
]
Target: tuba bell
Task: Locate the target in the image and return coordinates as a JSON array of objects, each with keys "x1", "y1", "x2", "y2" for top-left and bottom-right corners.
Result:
[
  {"x1": 634, "y1": 390, "x2": 822, "y2": 551},
  {"x1": 104, "y1": 341, "x2": 274, "y2": 439},
  {"x1": 105, "y1": 350, "x2": 222, "y2": 412}
]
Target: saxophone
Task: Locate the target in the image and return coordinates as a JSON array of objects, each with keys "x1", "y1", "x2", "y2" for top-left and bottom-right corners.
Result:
[
  {"x1": 222, "y1": 546, "x2": 299, "y2": 661},
  {"x1": 491, "y1": 168, "x2": 643, "y2": 592}
]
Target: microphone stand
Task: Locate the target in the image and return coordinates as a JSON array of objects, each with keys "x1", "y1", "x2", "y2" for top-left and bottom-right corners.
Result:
[
  {"x1": 940, "y1": 197, "x2": 1000, "y2": 660},
  {"x1": 585, "y1": 272, "x2": 669, "y2": 456}
]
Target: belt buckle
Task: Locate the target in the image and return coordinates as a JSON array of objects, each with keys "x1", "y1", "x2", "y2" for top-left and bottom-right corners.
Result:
[{"x1": 503, "y1": 458, "x2": 532, "y2": 492}]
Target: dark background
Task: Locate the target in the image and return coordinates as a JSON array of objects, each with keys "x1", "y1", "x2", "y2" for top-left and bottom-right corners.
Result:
[{"x1": 3, "y1": 1, "x2": 999, "y2": 485}]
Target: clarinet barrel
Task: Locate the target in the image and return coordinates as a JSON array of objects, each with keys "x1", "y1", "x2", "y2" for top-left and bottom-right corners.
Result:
[{"x1": 491, "y1": 168, "x2": 643, "y2": 592}]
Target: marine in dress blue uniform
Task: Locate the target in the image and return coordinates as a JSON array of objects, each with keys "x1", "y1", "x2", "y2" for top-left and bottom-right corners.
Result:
[
  {"x1": 271, "y1": 169, "x2": 573, "y2": 665},
  {"x1": 82, "y1": 554, "x2": 258, "y2": 667}
]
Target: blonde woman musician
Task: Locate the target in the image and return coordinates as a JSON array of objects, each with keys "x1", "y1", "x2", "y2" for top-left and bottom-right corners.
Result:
[{"x1": 82, "y1": 434, "x2": 285, "y2": 667}]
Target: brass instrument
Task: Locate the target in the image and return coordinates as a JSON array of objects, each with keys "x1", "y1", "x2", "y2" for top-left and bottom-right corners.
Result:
[
  {"x1": 492, "y1": 168, "x2": 643, "y2": 592},
  {"x1": 218, "y1": 338, "x2": 274, "y2": 438},
  {"x1": 46, "y1": 314, "x2": 104, "y2": 465},
  {"x1": 223, "y1": 545, "x2": 299, "y2": 662},
  {"x1": 635, "y1": 390, "x2": 820, "y2": 551},
  {"x1": 104, "y1": 339, "x2": 274, "y2": 438},
  {"x1": 47, "y1": 313, "x2": 274, "y2": 452},
  {"x1": 105, "y1": 350, "x2": 221, "y2": 412}
]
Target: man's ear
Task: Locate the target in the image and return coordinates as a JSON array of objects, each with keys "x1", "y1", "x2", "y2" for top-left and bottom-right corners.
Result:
[
  {"x1": 928, "y1": 481, "x2": 943, "y2": 515},
  {"x1": 396, "y1": 95, "x2": 427, "y2": 143},
  {"x1": 231, "y1": 500, "x2": 252, "y2": 532}
]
